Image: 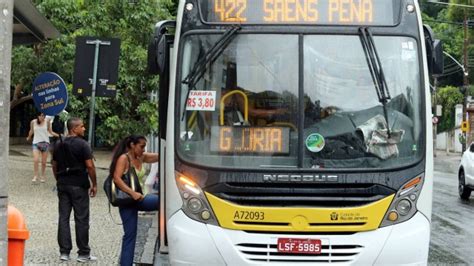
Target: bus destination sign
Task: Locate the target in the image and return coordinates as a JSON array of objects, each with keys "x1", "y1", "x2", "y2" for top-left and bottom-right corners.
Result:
[
  {"x1": 201, "y1": 0, "x2": 398, "y2": 25},
  {"x1": 210, "y1": 126, "x2": 290, "y2": 154}
]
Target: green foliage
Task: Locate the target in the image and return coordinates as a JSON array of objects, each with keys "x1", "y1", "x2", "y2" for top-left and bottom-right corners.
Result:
[
  {"x1": 422, "y1": 2, "x2": 474, "y2": 87},
  {"x1": 420, "y1": 0, "x2": 444, "y2": 18},
  {"x1": 436, "y1": 86, "x2": 464, "y2": 132},
  {"x1": 12, "y1": 0, "x2": 175, "y2": 146},
  {"x1": 422, "y1": 2, "x2": 474, "y2": 135}
]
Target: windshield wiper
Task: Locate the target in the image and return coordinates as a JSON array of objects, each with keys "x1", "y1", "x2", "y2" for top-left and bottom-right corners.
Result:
[
  {"x1": 359, "y1": 27, "x2": 392, "y2": 137},
  {"x1": 181, "y1": 26, "x2": 240, "y2": 120}
]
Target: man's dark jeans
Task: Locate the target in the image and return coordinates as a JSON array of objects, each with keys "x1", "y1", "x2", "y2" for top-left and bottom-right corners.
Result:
[{"x1": 57, "y1": 184, "x2": 90, "y2": 256}]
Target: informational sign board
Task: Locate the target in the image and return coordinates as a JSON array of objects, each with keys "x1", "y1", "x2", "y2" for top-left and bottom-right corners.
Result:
[
  {"x1": 436, "y1": 105, "x2": 442, "y2": 117},
  {"x1": 73, "y1": 36, "x2": 121, "y2": 97},
  {"x1": 461, "y1": 121, "x2": 469, "y2": 132},
  {"x1": 32, "y1": 72, "x2": 68, "y2": 116}
]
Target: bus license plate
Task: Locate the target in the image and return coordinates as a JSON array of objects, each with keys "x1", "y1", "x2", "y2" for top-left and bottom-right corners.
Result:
[{"x1": 277, "y1": 238, "x2": 322, "y2": 254}]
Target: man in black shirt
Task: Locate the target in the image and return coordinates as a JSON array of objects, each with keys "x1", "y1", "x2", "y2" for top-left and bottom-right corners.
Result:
[{"x1": 52, "y1": 117, "x2": 97, "y2": 262}]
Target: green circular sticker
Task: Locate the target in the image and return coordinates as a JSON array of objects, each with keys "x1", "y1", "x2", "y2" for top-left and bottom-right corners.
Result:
[{"x1": 306, "y1": 133, "x2": 325, "y2": 153}]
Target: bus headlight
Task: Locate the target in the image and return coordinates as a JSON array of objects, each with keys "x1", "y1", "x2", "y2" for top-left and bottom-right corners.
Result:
[
  {"x1": 188, "y1": 197, "x2": 203, "y2": 212},
  {"x1": 380, "y1": 175, "x2": 424, "y2": 227},
  {"x1": 396, "y1": 199, "x2": 412, "y2": 216},
  {"x1": 175, "y1": 172, "x2": 218, "y2": 225}
]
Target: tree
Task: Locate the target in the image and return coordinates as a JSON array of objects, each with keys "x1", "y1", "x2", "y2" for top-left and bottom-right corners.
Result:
[
  {"x1": 11, "y1": 0, "x2": 176, "y2": 146},
  {"x1": 422, "y1": 2, "x2": 474, "y2": 87},
  {"x1": 420, "y1": 0, "x2": 445, "y2": 18},
  {"x1": 436, "y1": 86, "x2": 464, "y2": 132},
  {"x1": 421, "y1": 2, "x2": 474, "y2": 133}
]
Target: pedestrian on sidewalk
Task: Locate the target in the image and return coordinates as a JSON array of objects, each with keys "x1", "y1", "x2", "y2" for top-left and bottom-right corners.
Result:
[
  {"x1": 109, "y1": 135, "x2": 159, "y2": 266},
  {"x1": 51, "y1": 117, "x2": 98, "y2": 262},
  {"x1": 26, "y1": 112, "x2": 59, "y2": 183}
]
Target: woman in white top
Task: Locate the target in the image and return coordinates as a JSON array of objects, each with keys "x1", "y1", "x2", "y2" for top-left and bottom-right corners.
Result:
[{"x1": 26, "y1": 112, "x2": 59, "y2": 183}]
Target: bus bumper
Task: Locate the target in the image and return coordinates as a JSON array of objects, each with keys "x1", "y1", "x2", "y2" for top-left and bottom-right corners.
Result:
[
  {"x1": 168, "y1": 211, "x2": 429, "y2": 265},
  {"x1": 167, "y1": 210, "x2": 226, "y2": 265},
  {"x1": 373, "y1": 212, "x2": 430, "y2": 265}
]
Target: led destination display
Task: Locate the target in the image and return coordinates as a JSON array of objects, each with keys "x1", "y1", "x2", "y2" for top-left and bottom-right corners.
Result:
[
  {"x1": 201, "y1": 0, "x2": 398, "y2": 25},
  {"x1": 210, "y1": 126, "x2": 290, "y2": 154}
]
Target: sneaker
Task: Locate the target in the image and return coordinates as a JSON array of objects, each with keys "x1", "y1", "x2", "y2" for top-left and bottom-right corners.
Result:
[
  {"x1": 77, "y1": 254, "x2": 97, "y2": 262},
  {"x1": 60, "y1": 254, "x2": 70, "y2": 261}
]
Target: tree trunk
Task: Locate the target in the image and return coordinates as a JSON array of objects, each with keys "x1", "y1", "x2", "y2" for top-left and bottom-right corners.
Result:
[
  {"x1": 12, "y1": 83, "x2": 23, "y2": 101},
  {"x1": 10, "y1": 95, "x2": 33, "y2": 111}
]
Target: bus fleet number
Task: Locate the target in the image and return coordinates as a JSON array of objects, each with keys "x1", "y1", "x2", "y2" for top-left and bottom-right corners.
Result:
[{"x1": 234, "y1": 211, "x2": 265, "y2": 221}]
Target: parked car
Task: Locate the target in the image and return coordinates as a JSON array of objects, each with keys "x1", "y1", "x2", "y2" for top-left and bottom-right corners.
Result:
[{"x1": 458, "y1": 142, "x2": 474, "y2": 200}]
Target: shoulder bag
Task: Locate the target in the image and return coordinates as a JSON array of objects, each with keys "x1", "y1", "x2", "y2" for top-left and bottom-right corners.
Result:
[{"x1": 103, "y1": 154, "x2": 142, "y2": 207}]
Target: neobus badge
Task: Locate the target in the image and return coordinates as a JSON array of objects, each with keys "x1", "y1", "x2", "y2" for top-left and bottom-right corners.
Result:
[{"x1": 263, "y1": 174, "x2": 338, "y2": 182}]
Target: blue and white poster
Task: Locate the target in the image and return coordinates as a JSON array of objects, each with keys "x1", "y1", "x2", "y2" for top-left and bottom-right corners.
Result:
[{"x1": 32, "y1": 72, "x2": 68, "y2": 116}]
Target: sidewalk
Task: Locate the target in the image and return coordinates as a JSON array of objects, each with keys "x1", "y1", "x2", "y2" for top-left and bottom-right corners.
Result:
[
  {"x1": 9, "y1": 144, "x2": 111, "y2": 170},
  {"x1": 8, "y1": 144, "x2": 158, "y2": 265},
  {"x1": 433, "y1": 150, "x2": 461, "y2": 175}
]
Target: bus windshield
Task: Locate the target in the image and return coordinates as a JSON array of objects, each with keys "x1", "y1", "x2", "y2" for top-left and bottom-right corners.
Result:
[{"x1": 177, "y1": 34, "x2": 423, "y2": 170}]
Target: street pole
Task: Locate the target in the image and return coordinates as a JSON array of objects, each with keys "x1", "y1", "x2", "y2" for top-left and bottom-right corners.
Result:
[
  {"x1": 434, "y1": 77, "x2": 438, "y2": 157},
  {"x1": 0, "y1": 0, "x2": 13, "y2": 262},
  {"x1": 462, "y1": 11, "x2": 470, "y2": 152},
  {"x1": 86, "y1": 39, "x2": 110, "y2": 147}
]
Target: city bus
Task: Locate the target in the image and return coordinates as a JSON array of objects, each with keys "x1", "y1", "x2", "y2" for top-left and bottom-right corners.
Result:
[{"x1": 148, "y1": 0, "x2": 443, "y2": 264}]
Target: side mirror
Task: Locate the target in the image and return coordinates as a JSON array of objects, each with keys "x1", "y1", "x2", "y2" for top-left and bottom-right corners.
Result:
[
  {"x1": 432, "y1": 39, "x2": 444, "y2": 75},
  {"x1": 147, "y1": 20, "x2": 176, "y2": 75},
  {"x1": 423, "y1": 24, "x2": 444, "y2": 76}
]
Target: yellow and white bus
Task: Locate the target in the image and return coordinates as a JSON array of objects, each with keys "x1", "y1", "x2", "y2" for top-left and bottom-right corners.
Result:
[{"x1": 148, "y1": 0, "x2": 443, "y2": 264}]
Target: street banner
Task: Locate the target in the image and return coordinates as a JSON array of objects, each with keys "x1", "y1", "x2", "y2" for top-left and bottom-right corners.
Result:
[{"x1": 32, "y1": 72, "x2": 68, "y2": 116}]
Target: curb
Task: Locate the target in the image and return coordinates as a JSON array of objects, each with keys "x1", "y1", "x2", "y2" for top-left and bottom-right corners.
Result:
[{"x1": 140, "y1": 213, "x2": 159, "y2": 265}]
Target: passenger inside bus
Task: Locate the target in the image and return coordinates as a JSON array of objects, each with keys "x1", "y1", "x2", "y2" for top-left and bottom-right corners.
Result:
[{"x1": 304, "y1": 97, "x2": 340, "y2": 126}]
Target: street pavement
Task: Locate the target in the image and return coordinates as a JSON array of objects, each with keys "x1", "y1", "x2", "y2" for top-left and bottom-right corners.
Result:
[
  {"x1": 7, "y1": 144, "x2": 157, "y2": 265},
  {"x1": 433, "y1": 150, "x2": 462, "y2": 175}
]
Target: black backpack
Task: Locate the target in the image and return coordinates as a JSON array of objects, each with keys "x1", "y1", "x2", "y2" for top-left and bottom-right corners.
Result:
[
  {"x1": 55, "y1": 136, "x2": 86, "y2": 176},
  {"x1": 52, "y1": 116, "x2": 64, "y2": 135}
]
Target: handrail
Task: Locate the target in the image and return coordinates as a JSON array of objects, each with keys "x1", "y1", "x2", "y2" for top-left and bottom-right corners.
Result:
[{"x1": 220, "y1": 90, "x2": 248, "y2": 126}]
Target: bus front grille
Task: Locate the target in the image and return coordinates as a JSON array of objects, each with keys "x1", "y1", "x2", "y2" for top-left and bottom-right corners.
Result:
[
  {"x1": 205, "y1": 182, "x2": 395, "y2": 207},
  {"x1": 236, "y1": 243, "x2": 363, "y2": 263}
]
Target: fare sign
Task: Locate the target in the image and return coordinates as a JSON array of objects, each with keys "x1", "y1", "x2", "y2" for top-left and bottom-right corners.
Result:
[
  {"x1": 202, "y1": 0, "x2": 397, "y2": 25},
  {"x1": 186, "y1": 90, "x2": 216, "y2": 111}
]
